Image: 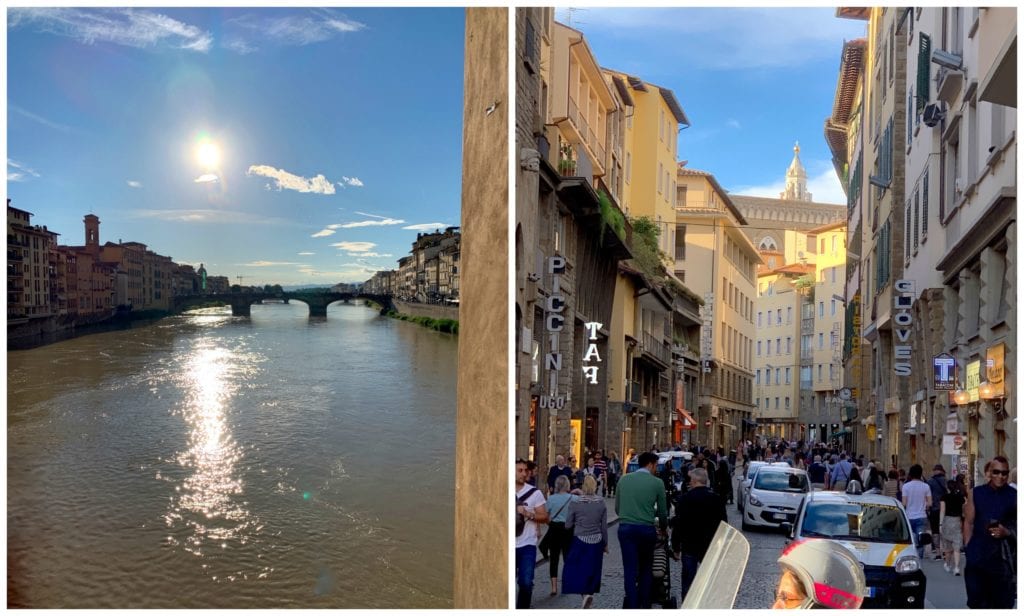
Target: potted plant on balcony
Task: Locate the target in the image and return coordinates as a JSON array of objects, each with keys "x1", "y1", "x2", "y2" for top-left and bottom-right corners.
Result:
[{"x1": 558, "y1": 143, "x2": 576, "y2": 176}]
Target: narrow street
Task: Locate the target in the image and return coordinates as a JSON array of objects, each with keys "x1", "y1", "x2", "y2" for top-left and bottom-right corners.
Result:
[{"x1": 529, "y1": 495, "x2": 970, "y2": 609}]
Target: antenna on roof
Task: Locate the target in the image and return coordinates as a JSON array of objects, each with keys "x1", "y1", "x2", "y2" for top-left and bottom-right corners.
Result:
[{"x1": 565, "y1": 7, "x2": 587, "y2": 27}]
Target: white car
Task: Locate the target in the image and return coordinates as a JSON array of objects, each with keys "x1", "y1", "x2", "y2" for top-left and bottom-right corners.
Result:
[
  {"x1": 786, "y1": 491, "x2": 926, "y2": 608},
  {"x1": 741, "y1": 466, "x2": 809, "y2": 530},
  {"x1": 738, "y1": 461, "x2": 790, "y2": 513}
]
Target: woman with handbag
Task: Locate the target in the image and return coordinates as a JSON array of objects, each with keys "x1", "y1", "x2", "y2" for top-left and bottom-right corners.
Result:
[
  {"x1": 541, "y1": 475, "x2": 575, "y2": 596},
  {"x1": 561, "y1": 474, "x2": 608, "y2": 608}
]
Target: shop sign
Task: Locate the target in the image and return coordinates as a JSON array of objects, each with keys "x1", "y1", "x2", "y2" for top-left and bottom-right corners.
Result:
[
  {"x1": 965, "y1": 360, "x2": 981, "y2": 403},
  {"x1": 581, "y1": 321, "x2": 602, "y2": 384},
  {"x1": 986, "y1": 343, "x2": 1005, "y2": 397},
  {"x1": 893, "y1": 280, "x2": 914, "y2": 376},
  {"x1": 543, "y1": 256, "x2": 567, "y2": 410},
  {"x1": 942, "y1": 434, "x2": 965, "y2": 456},
  {"x1": 945, "y1": 412, "x2": 959, "y2": 434},
  {"x1": 700, "y1": 293, "x2": 714, "y2": 372},
  {"x1": 933, "y1": 353, "x2": 956, "y2": 390}
]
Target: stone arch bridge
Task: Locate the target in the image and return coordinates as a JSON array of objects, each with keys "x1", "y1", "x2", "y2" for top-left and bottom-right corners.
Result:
[{"x1": 173, "y1": 292, "x2": 394, "y2": 318}]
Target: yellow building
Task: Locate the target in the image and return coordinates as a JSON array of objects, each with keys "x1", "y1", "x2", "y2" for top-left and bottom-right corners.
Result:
[
  {"x1": 754, "y1": 263, "x2": 810, "y2": 440},
  {"x1": 546, "y1": 22, "x2": 617, "y2": 187},
  {"x1": 674, "y1": 167, "x2": 761, "y2": 448},
  {"x1": 809, "y1": 222, "x2": 848, "y2": 414},
  {"x1": 604, "y1": 69, "x2": 689, "y2": 264}
]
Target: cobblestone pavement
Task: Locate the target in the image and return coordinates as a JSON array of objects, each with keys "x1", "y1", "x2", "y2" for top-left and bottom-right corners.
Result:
[{"x1": 526, "y1": 496, "x2": 978, "y2": 609}]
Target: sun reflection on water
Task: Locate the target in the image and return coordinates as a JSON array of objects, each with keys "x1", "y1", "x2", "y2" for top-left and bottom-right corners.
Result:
[{"x1": 165, "y1": 344, "x2": 261, "y2": 564}]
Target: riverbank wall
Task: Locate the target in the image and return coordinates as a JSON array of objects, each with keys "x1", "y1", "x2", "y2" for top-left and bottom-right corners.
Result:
[{"x1": 391, "y1": 301, "x2": 459, "y2": 322}]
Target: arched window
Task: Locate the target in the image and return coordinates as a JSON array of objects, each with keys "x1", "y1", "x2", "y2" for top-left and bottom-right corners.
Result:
[{"x1": 759, "y1": 236, "x2": 778, "y2": 251}]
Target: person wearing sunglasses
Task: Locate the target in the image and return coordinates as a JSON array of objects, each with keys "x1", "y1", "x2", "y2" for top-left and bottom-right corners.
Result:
[{"x1": 963, "y1": 455, "x2": 1017, "y2": 609}]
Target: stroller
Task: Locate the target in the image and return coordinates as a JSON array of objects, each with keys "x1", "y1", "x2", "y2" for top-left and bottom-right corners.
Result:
[{"x1": 650, "y1": 533, "x2": 678, "y2": 609}]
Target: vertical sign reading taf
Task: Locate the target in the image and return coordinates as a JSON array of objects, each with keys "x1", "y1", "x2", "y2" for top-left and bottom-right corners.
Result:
[
  {"x1": 541, "y1": 256, "x2": 567, "y2": 411},
  {"x1": 581, "y1": 322, "x2": 602, "y2": 384}
]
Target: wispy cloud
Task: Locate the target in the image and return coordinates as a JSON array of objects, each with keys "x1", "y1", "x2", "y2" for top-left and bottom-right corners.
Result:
[
  {"x1": 9, "y1": 104, "x2": 79, "y2": 133},
  {"x1": 727, "y1": 119, "x2": 742, "y2": 129},
  {"x1": 336, "y1": 217, "x2": 405, "y2": 229},
  {"x1": 194, "y1": 173, "x2": 219, "y2": 183},
  {"x1": 730, "y1": 163, "x2": 846, "y2": 205},
  {"x1": 8, "y1": 8, "x2": 213, "y2": 53},
  {"x1": 340, "y1": 176, "x2": 364, "y2": 187},
  {"x1": 128, "y1": 209, "x2": 300, "y2": 226},
  {"x1": 242, "y1": 261, "x2": 301, "y2": 267},
  {"x1": 311, "y1": 229, "x2": 336, "y2": 238},
  {"x1": 7, "y1": 159, "x2": 41, "y2": 182},
  {"x1": 247, "y1": 164, "x2": 336, "y2": 194},
  {"x1": 330, "y1": 241, "x2": 376, "y2": 252},
  {"x1": 127, "y1": 180, "x2": 142, "y2": 188},
  {"x1": 567, "y1": 8, "x2": 865, "y2": 70},
  {"x1": 346, "y1": 252, "x2": 392, "y2": 258},
  {"x1": 354, "y1": 211, "x2": 389, "y2": 219},
  {"x1": 224, "y1": 9, "x2": 366, "y2": 53},
  {"x1": 402, "y1": 222, "x2": 450, "y2": 231},
  {"x1": 298, "y1": 251, "x2": 315, "y2": 256}
]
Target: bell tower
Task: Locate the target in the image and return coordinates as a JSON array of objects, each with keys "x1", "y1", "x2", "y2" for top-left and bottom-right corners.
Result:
[{"x1": 84, "y1": 214, "x2": 100, "y2": 249}]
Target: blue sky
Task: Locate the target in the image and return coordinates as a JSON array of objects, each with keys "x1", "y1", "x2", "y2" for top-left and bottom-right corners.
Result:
[
  {"x1": 558, "y1": 7, "x2": 867, "y2": 205},
  {"x1": 7, "y1": 7, "x2": 465, "y2": 285}
]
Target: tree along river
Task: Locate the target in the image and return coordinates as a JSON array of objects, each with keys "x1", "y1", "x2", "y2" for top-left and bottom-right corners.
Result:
[{"x1": 7, "y1": 302, "x2": 457, "y2": 608}]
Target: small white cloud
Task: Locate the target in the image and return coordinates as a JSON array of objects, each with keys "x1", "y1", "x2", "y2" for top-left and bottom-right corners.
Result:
[
  {"x1": 247, "y1": 164, "x2": 336, "y2": 195},
  {"x1": 346, "y1": 252, "x2": 392, "y2": 258},
  {"x1": 242, "y1": 261, "x2": 301, "y2": 267},
  {"x1": 194, "y1": 173, "x2": 219, "y2": 183},
  {"x1": 129, "y1": 209, "x2": 299, "y2": 226},
  {"x1": 226, "y1": 10, "x2": 366, "y2": 49},
  {"x1": 298, "y1": 251, "x2": 315, "y2": 256},
  {"x1": 8, "y1": 8, "x2": 213, "y2": 53},
  {"x1": 338, "y1": 217, "x2": 404, "y2": 228},
  {"x1": 354, "y1": 211, "x2": 389, "y2": 219},
  {"x1": 222, "y1": 37, "x2": 257, "y2": 54},
  {"x1": 327, "y1": 224, "x2": 342, "y2": 229},
  {"x1": 127, "y1": 180, "x2": 142, "y2": 188},
  {"x1": 330, "y1": 241, "x2": 376, "y2": 252},
  {"x1": 727, "y1": 119, "x2": 741, "y2": 129},
  {"x1": 311, "y1": 229, "x2": 336, "y2": 238},
  {"x1": 402, "y1": 223, "x2": 450, "y2": 231},
  {"x1": 341, "y1": 176, "x2": 364, "y2": 187},
  {"x1": 7, "y1": 159, "x2": 41, "y2": 182}
]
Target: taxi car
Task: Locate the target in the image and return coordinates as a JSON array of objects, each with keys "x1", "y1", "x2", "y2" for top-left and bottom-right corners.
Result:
[
  {"x1": 741, "y1": 466, "x2": 809, "y2": 530},
  {"x1": 784, "y1": 491, "x2": 926, "y2": 609}
]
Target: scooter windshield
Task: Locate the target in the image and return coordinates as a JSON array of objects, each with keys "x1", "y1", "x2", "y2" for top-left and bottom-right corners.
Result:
[{"x1": 680, "y1": 522, "x2": 750, "y2": 609}]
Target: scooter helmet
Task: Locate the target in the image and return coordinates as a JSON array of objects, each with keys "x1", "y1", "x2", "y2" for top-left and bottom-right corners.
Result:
[{"x1": 777, "y1": 539, "x2": 866, "y2": 609}]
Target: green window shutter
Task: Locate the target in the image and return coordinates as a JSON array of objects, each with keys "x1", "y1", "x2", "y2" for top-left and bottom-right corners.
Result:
[{"x1": 917, "y1": 33, "x2": 931, "y2": 112}]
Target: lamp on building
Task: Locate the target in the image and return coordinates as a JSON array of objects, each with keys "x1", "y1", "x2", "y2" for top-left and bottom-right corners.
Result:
[
  {"x1": 952, "y1": 389, "x2": 970, "y2": 406},
  {"x1": 978, "y1": 380, "x2": 1004, "y2": 413}
]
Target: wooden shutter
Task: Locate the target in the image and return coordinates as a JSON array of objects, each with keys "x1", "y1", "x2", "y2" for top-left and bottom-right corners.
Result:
[{"x1": 916, "y1": 33, "x2": 931, "y2": 112}]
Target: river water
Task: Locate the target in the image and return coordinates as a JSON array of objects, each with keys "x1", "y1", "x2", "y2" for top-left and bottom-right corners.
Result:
[{"x1": 7, "y1": 302, "x2": 457, "y2": 608}]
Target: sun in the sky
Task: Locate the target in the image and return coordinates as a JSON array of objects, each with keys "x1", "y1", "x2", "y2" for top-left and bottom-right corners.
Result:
[{"x1": 196, "y1": 139, "x2": 221, "y2": 170}]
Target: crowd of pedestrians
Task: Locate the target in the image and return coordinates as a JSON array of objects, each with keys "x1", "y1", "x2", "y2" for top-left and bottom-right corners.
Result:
[{"x1": 515, "y1": 439, "x2": 1017, "y2": 609}]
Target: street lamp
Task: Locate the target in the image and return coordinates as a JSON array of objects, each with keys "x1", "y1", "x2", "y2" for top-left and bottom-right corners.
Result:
[
  {"x1": 952, "y1": 389, "x2": 970, "y2": 406},
  {"x1": 978, "y1": 380, "x2": 1004, "y2": 413}
]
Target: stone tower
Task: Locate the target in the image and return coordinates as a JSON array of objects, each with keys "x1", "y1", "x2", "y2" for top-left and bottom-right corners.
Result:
[
  {"x1": 780, "y1": 142, "x2": 813, "y2": 202},
  {"x1": 84, "y1": 214, "x2": 100, "y2": 249}
]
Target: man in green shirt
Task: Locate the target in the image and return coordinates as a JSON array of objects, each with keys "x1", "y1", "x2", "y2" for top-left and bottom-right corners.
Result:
[{"x1": 615, "y1": 451, "x2": 669, "y2": 608}]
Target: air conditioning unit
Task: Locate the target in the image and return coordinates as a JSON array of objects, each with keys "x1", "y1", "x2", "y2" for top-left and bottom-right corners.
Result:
[{"x1": 922, "y1": 103, "x2": 946, "y2": 127}]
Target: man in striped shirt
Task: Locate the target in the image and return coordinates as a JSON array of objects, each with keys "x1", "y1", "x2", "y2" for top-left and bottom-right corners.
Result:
[{"x1": 593, "y1": 450, "x2": 609, "y2": 496}]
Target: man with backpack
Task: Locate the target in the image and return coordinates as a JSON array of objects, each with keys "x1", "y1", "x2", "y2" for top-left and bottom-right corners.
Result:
[{"x1": 515, "y1": 459, "x2": 549, "y2": 608}]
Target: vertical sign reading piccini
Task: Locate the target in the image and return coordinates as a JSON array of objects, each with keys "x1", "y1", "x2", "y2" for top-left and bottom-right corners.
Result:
[{"x1": 542, "y1": 256, "x2": 566, "y2": 411}]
